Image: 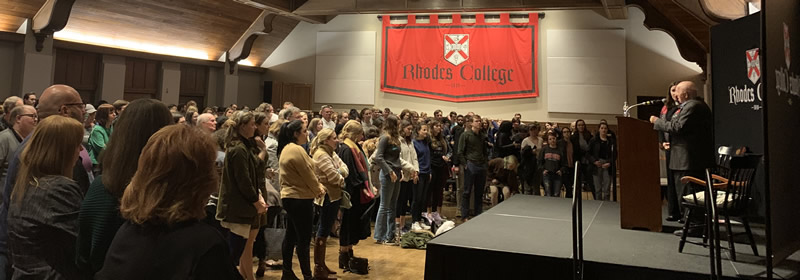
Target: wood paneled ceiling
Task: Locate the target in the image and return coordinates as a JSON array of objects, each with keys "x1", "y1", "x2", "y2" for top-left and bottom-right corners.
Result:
[
  {"x1": 0, "y1": 0, "x2": 300, "y2": 67},
  {"x1": 0, "y1": 0, "x2": 750, "y2": 71},
  {"x1": 0, "y1": 0, "x2": 47, "y2": 32}
]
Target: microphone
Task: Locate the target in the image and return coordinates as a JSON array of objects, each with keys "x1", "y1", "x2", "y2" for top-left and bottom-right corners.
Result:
[{"x1": 637, "y1": 98, "x2": 666, "y2": 106}]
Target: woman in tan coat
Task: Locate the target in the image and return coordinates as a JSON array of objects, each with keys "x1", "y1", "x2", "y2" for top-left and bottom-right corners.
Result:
[{"x1": 278, "y1": 120, "x2": 325, "y2": 280}]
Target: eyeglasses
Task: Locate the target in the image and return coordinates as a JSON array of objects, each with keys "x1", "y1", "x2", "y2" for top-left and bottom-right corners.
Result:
[
  {"x1": 20, "y1": 114, "x2": 38, "y2": 120},
  {"x1": 63, "y1": 102, "x2": 86, "y2": 108}
]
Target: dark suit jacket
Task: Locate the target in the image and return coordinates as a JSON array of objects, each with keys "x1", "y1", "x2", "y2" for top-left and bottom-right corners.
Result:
[{"x1": 653, "y1": 98, "x2": 714, "y2": 171}]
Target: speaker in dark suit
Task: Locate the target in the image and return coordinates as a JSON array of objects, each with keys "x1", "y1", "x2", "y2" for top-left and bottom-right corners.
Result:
[{"x1": 650, "y1": 81, "x2": 714, "y2": 215}]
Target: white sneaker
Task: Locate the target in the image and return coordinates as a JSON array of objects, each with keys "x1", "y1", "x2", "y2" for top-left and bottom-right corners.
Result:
[
  {"x1": 419, "y1": 221, "x2": 431, "y2": 230},
  {"x1": 412, "y1": 222, "x2": 431, "y2": 232},
  {"x1": 411, "y1": 222, "x2": 423, "y2": 232}
]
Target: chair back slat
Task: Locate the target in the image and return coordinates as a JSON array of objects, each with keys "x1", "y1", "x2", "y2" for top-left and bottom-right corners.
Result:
[
  {"x1": 721, "y1": 154, "x2": 762, "y2": 212},
  {"x1": 715, "y1": 146, "x2": 735, "y2": 178}
]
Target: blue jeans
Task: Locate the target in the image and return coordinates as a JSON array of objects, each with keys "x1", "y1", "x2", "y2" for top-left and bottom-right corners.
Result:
[
  {"x1": 374, "y1": 168, "x2": 402, "y2": 241},
  {"x1": 593, "y1": 168, "x2": 611, "y2": 201},
  {"x1": 316, "y1": 195, "x2": 341, "y2": 237},
  {"x1": 543, "y1": 172, "x2": 563, "y2": 197},
  {"x1": 462, "y1": 162, "x2": 486, "y2": 218}
]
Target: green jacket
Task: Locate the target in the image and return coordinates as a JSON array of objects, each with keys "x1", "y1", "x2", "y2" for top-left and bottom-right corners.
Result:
[
  {"x1": 400, "y1": 231, "x2": 434, "y2": 249},
  {"x1": 88, "y1": 126, "x2": 110, "y2": 165},
  {"x1": 456, "y1": 128, "x2": 488, "y2": 165},
  {"x1": 216, "y1": 140, "x2": 260, "y2": 225}
]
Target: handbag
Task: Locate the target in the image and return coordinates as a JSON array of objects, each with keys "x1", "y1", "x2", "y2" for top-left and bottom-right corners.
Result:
[
  {"x1": 340, "y1": 190, "x2": 352, "y2": 209},
  {"x1": 360, "y1": 183, "x2": 375, "y2": 204},
  {"x1": 348, "y1": 256, "x2": 369, "y2": 275},
  {"x1": 263, "y1": 209, "x2": 286, "y2": 260}
]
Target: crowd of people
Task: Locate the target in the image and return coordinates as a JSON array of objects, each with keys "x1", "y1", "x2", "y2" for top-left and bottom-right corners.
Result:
[{"x1": 0, "y1": 84, "x2": 624, "y2": 280}]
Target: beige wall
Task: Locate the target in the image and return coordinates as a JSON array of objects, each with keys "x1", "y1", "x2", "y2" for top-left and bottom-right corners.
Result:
[
  {"x1": 160, "y1": 62, "x2": 181, "y2": 105},
  {"x1": 0, "y1": 41, "x2": 16, "y2": 97},
  {"x1": 264, "y1": 7, "x2": 704, "y2": 124},
  {"x1": 98, "y1": 54, "x2": 125, "y2": 102}
]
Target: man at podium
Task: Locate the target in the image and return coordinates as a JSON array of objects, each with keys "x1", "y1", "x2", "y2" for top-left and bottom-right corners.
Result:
[{"x1": 649, "y1": 81, "x2": 714, "y2": 219}]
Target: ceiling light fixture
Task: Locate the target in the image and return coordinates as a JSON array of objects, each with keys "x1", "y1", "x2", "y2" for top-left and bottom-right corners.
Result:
[
  {"x1": 237, "y1": 60, "x2": 255, "y2": 66},
  {"x1": 54, "y1": 29, "x2": 210, "y2": 60}
]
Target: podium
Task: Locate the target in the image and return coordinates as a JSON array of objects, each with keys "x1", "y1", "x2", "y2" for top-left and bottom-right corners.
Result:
[{"x1": 616, "y1": 116, "x2": 662, "y2": 232}]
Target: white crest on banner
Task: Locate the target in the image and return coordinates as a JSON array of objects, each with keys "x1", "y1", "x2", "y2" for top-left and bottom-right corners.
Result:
[
  {"x1": 746, "y1": 48, "x2": 761, "y2": 84},
  {"x1": 785, "y1": 22, "x2": 791, "y2": 69},
  {"x1": 444, "y1": 34, "x2": 469, "y2": 66}
]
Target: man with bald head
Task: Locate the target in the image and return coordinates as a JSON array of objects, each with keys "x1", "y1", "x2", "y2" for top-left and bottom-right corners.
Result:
[
  {"x1": 197, "y1": 113, "x2": 217, "y2": 133},
  {"x1": 650, "y1": 81, "x2": 713, "y2": 223},
  {"x1": 0, "y1": 85, "x2": 90, "y2": 276}
]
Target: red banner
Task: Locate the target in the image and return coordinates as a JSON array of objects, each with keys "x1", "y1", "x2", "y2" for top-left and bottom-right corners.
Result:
[{"x1": 381, "y1": 13, "x2": 539, "y2": 102}]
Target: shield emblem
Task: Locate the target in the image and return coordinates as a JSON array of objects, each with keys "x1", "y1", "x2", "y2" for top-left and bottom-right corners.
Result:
[
  {"x1": 746, "y1": 48, "x2": 760, "y2": 84},
  {"x1": 785, "y1": 23, "x2": 791, "y2": 69},
  {"x1": 444, "y1": 34, "x2": 469, "y2": 66}
]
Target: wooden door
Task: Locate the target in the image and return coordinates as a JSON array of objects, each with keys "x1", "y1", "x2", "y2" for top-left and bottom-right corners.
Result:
[
  {"x1": 271, "y1": 81, "x2": 313, "y2": 111},
  {"x1": 54, "y1": 48, "x2": 100, "y2": 103},
  {"x1": 124, "y1": 58, "x2": 159, "y2": 101},
  {"x1": 180, "y1": 64, "x2": 208, "y2": 109}
]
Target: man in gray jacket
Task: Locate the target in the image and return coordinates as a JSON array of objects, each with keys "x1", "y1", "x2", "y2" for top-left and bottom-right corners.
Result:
[{"x1": 650, "y1": 81, "x2": 714, "y2": 219}]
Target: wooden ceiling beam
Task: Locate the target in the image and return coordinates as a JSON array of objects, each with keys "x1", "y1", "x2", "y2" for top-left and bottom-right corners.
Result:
[
  {"x1": 602, "y1": 0, "x2": 629, "y2": 19},
  {"x1": 626, "y1": 0, "x2": 707, "y2": 73},
  {"x1": 31, "y1": 0, "x2": 77, "y2": 51},
  {"x1": 226, "y1": 11, "x2": 277, "y2": 73},
  {"x1": 233, "y1": 0, "x2": 328, "y2": 24}
]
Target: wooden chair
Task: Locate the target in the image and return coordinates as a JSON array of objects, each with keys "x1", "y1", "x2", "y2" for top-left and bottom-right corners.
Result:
[{"x1": 678, "y1": 153, "x2": 762, "y2": 261}]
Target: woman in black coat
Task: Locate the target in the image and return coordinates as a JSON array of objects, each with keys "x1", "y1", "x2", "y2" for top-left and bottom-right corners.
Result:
[
  {"x1": 494, "y1": 121, "x2": 519, "y2": 159},
  {"x1": 570, "y1": 119, "x2": 594, "y2": 197},
  {"x1": 335, "y1": 120, "x2": 372, "y2": 273}
]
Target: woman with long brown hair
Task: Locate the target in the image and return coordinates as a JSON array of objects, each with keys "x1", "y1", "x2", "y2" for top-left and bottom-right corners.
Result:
[
  {"x1": 373, "y1": 115, "x2": 407, "y2": 244},
  {"x1": 217, "y1": 111, "x2": 267, "y2": 280},
  {"x1": 8, "y1": 115, "x2": 85, "y2": 279},
  {"x1": 96, "y1": 125, "x2": 241, "y2": 279},
  {"x1": 278, "y1": 120, "x2": 325, "y2": 280},
  {"x1": 660, "y1": 82, "x2": 682, "y2": 221},
  {"x1": 425, "y1": 120, "x2": 450, "y2": 225},
  {"x1": 77, "y1": 99, "x2": 173, "y2": 277}
]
